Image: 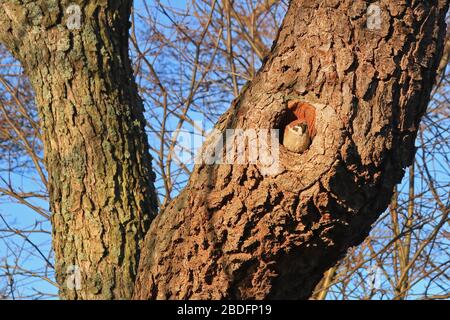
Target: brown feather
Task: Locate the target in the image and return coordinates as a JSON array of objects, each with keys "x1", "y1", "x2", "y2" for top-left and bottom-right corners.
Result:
[{"x1": 287, "y1": 101, "x2": 316, "y2": 138}]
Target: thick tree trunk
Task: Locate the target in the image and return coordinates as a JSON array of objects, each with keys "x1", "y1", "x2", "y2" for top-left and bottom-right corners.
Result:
[
  {"x1": 0, "y1": 1, "x2": 157, "y2": 299},
  {"x1": 134, "y1": 0, "x2": 449, "y2": 299}
]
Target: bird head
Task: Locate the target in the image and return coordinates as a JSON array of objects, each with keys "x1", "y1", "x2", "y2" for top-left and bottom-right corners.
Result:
[{"x1": 290, "y1": 122, "x2": 307, "y2": 136}]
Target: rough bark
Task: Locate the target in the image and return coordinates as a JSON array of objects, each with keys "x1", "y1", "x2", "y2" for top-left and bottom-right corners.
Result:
[
  {"x1": 0, "y1": 1, "x2": 157, "y2": 299},
  {"x1": 134, "y1": 0, "x2": 449, "y2": 299}
]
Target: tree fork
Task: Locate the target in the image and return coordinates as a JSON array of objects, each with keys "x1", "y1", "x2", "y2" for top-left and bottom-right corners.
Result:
[{"x1": 0, "y1": 0, "x2": 448, "y2": 300}]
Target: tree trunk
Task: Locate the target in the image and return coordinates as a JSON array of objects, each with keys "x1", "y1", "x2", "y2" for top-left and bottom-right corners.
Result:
[
  {"x1": 134, "y1": 0, "x2": 449, "y2": 299},
  {"x1": 0, "y1": 1, "x2": 157, "y2": 299}
]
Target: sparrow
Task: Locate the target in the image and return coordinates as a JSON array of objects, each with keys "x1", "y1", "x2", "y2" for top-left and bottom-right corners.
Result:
[
  {"x1": 283, "y1": 120, "x2": 311, "y2": 153},
  {"x1": 282, "y1": 100, "x2": 316, "y2": 153}
]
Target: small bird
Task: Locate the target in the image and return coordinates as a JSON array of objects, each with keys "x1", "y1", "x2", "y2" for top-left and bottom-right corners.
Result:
[{"x1": 283, "y1": 120, "x2": 311, "y2": 153}]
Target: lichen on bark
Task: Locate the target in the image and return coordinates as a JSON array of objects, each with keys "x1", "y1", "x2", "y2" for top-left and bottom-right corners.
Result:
[{"x1": 0, "y1": 0, "x2": 158, "y2": 299}]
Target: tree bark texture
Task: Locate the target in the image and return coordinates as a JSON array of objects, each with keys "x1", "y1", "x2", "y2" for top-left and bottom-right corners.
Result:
[
  {"x1": 134, "y1": 0, "x2": 449, "y2": 299},
  {"x1": 0, "y1": 1, "x2": 158, "y2": 299}
]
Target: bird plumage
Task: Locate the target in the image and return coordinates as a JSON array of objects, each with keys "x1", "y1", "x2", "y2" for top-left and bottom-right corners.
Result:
[{"x1": 283, "y1": 120, "x2": 311, "y2": 153}]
